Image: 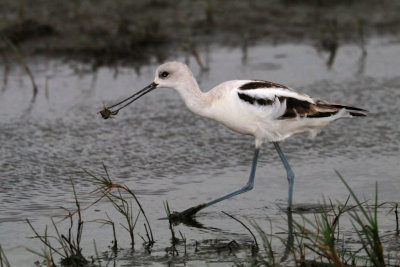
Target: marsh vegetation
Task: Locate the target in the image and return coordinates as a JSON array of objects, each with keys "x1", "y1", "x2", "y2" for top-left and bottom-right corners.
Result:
[{"x1": 6, "y1": 168, "x2": 399, "y2": 266}]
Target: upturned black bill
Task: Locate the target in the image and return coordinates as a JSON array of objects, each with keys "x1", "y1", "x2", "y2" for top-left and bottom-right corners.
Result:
[{"x1": 100, "y1": 82, "x2": 158, "y2": 119}]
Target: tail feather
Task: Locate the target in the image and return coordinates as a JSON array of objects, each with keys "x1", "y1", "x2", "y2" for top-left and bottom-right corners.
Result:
[
  {"x1": 315, "y1": 101, "x2": 368, "y2": 117},
  {"x1": 349, "y1": 111, "x2": 367, "y2": 117}
]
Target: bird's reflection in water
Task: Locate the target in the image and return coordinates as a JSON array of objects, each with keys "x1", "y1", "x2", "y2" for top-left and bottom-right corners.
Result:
[
  {"x1": 281, "y1": 210, "x2": 294, "y2": 263},
  {"x1": 168, "y1": 208, "x2": 295, "y2": 264}
]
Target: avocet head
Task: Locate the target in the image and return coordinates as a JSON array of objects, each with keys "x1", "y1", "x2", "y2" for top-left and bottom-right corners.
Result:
[
  {"x1": 153, "y1": 61, "x2": 195, "y2": 90},
  {"x1": 100, "y1": 62, "x2": 195, "y2": 119}
]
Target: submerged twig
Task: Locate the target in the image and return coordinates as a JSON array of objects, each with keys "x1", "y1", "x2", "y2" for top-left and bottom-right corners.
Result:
[
  {"x1": 0, "y1": 33, "x2": 38, "y2": 101},
  {"x1": 164, "y1": 201, "x2": 179, "y2": 256},
  {"x1": 221, "y1": 211, "x2": 259, "y2": 255}
]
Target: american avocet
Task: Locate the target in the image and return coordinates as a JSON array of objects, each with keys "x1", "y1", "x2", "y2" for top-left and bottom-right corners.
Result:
[{"x1": 100, "y1": 62, "x2": 367, "y2": 217}]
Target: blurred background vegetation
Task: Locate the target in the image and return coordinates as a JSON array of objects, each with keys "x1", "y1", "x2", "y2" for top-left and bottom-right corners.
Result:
[{"x1": 0, "y1": 0, "x2": 399, "y2": 65}]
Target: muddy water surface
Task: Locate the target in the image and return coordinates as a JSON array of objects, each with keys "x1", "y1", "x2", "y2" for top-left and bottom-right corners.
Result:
[{"x1": 1, "y1": 37, "x2": 400, "y2": 266}]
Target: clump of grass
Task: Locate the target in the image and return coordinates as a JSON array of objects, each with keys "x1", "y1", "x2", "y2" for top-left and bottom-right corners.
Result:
[
  {"x1": 106, "y1": 187, "x2": 138, "y2": 250},
  {"x1": 26, "y1": 180, "x2": 88, "y2": 266},
  {"x1": 288, "y1": 171, "x2": 387, "y2": 266},
  {"x1": 26, "y1": 165, "x2": 156, "y2": 264},
  {"x1": 251, "y1": 219, "x2": 279, "y2": 266},
  {"x1": 84, "y1": 164, "x2": 154, "y2": 250},
  {"x1": 292, "y1": 198, "x2": 352, "y2": 266},
  {"x1": 251, "y1": 171, "x2": 391, "y2": 266},
  {"x1": 336, "y1": 170, "x2": 386, "y2": 266}
]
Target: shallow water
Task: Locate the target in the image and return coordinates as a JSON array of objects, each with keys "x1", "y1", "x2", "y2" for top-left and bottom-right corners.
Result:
[{"x1": 1, "y1": 37, "x2": 400, "y2": 266}]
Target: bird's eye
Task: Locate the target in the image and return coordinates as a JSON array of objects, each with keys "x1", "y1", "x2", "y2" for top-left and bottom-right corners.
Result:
[{"x1": 160, "y1": 71, "x2": 169, "y2": 78}]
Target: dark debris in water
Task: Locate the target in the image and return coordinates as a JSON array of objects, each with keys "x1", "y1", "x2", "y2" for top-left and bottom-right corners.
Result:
[
  {"x1": 60, "y1": 254, "x2": 88, "y2": 267},
  {"x1": 115, "y1": 238, "x2": 257, "y2": 266},
  {"x1": 289, "y1": 203, "x2": 338, "y2": 214},
  {"x1": 100, "y1": 107, "x2": 118, "y2": 120}
]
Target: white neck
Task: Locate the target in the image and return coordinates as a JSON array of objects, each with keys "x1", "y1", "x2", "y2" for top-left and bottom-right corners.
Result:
[{"x1": 175, "y1": 78, "x2": 212, "y2": 118}]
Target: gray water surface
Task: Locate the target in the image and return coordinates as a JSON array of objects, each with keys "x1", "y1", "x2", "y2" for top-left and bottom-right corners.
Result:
[{"x1": 1, "y1": 37, "x2": 399, "y2": 266}]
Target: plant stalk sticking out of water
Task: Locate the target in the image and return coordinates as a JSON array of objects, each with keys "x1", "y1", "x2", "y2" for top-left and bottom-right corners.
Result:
[
  {"x1": 26, "y1": 219, "x2": 60, "y2": 264},
  {"x1": 179, "y1": 231, "x2": 187, "y2": 257},
  {"x1": 382, "y1": 201, "x2": 399, "y2": 236},
  {"x1": 26, "y1": 179, "x2": 88, "y2": 266},
  {"x1": 395, "y1": 203, "x2": 399, "y2": 236},
  {"x1": 336, "y1": 170, "x2": 386, "y2": 267},
  {"x1": 290, "y1": 171, "x2": 387, "y2": 266},
  {"x1": 63, "y1": 180, "x2": 85, "y2": 261},
  {"x1": 221, "y1": 211, "x2": 259, "y2": 256},
  {"x1": 164, "y1": 201, "x2": 179, "y2": 256},
  {"x1": 1, "y1": 51, "x2": 10, "y2": 92},
  {"x1": 106, "y1": 188, "x2": 138, "y2": 250},
  {"x1": 0, "y1": 243, "x2": 11, "y2": 267},
  {"x1": 292, "y1": 198, "x2": 350, "y2": 267},
  {"x1": 0, "y1": 33, "x2": 38, "y2": 102},
  {"x1": 251, "y1": 219, "x2": 278, "y2": 266},
  {"x1": 91, "y1": 213, "x2": 118, "y2": 253},
  {"x1": 85, "y1": 164, "x2": 154, "y2": 249}
]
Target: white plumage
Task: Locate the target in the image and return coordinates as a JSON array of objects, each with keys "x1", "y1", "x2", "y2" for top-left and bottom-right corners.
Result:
[
  {"x1": 101, "y1": 61, "x2": 367, "y2": 215},
  {"x1": 151, "y1": 62, "x2": 366, "y2": 147}
]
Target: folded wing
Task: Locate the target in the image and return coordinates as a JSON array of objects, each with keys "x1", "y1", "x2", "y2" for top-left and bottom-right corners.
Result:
[{"x1": 236, "y1": 80, "x2": 367, "y2": 119}]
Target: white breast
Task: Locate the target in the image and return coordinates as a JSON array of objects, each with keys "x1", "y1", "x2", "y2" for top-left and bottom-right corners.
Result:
[{"x1": 206, "y1": 81, "x2": 280, "y2": 137}]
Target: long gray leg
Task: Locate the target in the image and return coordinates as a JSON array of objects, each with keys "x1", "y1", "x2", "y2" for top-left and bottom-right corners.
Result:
[
  {"x1": 170, "y1": 148, "x2": 261, "y2": 219},
  {"x1": 273, "y1": 142, "x2": 295, "y2": 209},
  {"x1": 205, "y1": 147, "x2": 260, "y2": 207}
]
